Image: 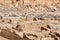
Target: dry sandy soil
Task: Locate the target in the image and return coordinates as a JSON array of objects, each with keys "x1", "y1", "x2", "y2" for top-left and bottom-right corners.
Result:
[{"x1": 0, "y1": 0, "x2": 60, "y2": 40}]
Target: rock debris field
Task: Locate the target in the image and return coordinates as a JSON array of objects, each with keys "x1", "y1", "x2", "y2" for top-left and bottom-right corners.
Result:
[{"x1": 0, "y1": 4, "x2": 60, "y2": 40}]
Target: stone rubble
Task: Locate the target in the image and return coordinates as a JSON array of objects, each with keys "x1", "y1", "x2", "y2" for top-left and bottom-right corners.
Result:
[{"x1": 0, "y1": 0, "x2": 60, "y2": 40}]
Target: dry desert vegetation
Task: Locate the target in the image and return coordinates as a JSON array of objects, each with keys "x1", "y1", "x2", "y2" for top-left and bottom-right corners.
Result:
[{"x1": 0, "y1": 0, "x2": 60, "y2": 40}]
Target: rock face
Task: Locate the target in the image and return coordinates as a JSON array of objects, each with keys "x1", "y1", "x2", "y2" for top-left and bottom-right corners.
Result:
[
  {"x1": 0, "y1": 0, "x2": 60, "y2": 8},
  {"x1": 0, "y1": 0, "x2": 60, "y2": 40}
]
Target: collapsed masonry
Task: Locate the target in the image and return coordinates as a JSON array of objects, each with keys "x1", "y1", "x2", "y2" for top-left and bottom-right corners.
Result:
[{"x1": 0, "y1": 4, "x2": 59, "y2": 40}]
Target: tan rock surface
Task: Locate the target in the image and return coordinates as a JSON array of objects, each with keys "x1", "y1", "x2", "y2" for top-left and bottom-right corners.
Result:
[
  {"x1": 0, "y1": 36, "x2": 9, "y2": 40},
  {"x1": 0, "y1": 0, "x2": 60, "y2": 8}
]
